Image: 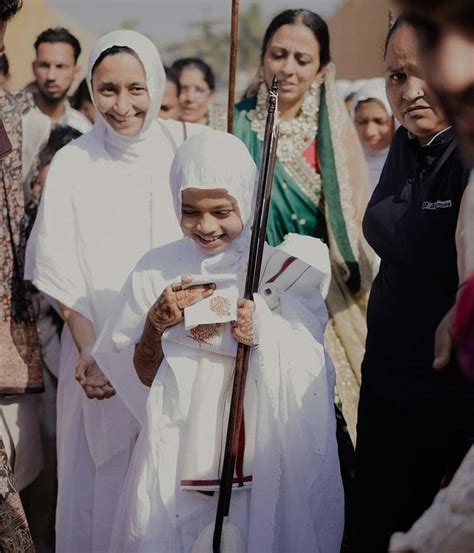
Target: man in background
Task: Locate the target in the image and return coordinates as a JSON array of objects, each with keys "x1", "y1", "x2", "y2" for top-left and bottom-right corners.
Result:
[{"x1": 32, "y1": 27, "x2": 91, "y2": 133}]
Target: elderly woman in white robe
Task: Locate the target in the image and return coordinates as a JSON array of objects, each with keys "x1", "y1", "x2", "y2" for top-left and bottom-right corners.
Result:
[
  {"x1": 27, "y1": 30, "x2": 206, "y2": 553},
  {"x1": 94, "y1": 131, "x2": 344, "y2": 552}
]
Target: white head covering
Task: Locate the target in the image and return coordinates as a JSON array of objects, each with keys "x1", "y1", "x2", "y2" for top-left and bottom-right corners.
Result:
[
  {"x1": 87, "y1": 30, "x2": 166, "y2": 162},
  {"x1": 351, "y1": 77, "x2": 394, "y2": 192},
  {"x1": 169, "y1": 130, "x2": 258, "y2": 273},
  {"x1": 352, "y1": 77, "x2": 392, "y2": 119}
]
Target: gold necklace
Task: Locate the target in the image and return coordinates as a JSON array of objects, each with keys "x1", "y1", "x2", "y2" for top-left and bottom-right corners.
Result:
[{"x1": 248, "y1": 79, "x2": 321, "y2": 164}]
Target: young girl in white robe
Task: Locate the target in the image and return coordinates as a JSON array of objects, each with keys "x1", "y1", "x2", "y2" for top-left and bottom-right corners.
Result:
[
  {"x1": 94, "y1": 131, "x2": 344, "y2": 552},
  {"x1": 27, "y1": 30, "x2": 206, "y2": 553}
]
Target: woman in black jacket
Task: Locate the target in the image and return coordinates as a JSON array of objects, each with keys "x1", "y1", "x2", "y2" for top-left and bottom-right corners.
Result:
[{"x1": 351, "y1": 16, "x2": 474, "y2": 553}]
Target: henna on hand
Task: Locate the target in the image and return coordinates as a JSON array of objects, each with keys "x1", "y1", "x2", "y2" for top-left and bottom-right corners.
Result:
[
  {"x1": 134, "y1": 276, "x2": 216, "y2": 386},
  {"x1": 133, "y1": 317, "x2": 165, "y2": 387},
  {"x1": 147, "y1": 276, "x2": 216, "y2": 332},
  {"x1": 231, "y1": 298, "x2": 257, "y2": 346}
]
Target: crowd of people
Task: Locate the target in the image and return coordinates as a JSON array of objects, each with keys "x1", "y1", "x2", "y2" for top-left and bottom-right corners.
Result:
[{"x1": 0, "y1": 0, "x2": 473, "y2": 552}]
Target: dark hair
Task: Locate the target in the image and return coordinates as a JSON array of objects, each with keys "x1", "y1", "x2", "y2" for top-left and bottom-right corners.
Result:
[
  {"x1": 0, "y1": 0, "x2": 22, "y2": 21},
  {"x1": 91, "y1": 45, "x2": 138, "y2": 76},
  {"x1": 39, "y1": 125, "x2": 82, "y2": 168},
  {"x1": 171, "y1": 57, "x2": 215, "y2": 91},
  {"x1": 0, "y1": 54, "x2": 9, "y2": 77},
  {"x1": 383, "y1": 16, "x2": 410, "y2": 59},
  {"x1": 34, "y1": 27, "x2": 82, "y2": 63},
  {"x1": 164, "y1": 65, "x2": 181, "y2": 95},
  {"x1": 260, "y1": 9, "x2": 330, "y2": 67},
  {"x1": 70, "y1": 78, "x2": 91, "y2": 110}
]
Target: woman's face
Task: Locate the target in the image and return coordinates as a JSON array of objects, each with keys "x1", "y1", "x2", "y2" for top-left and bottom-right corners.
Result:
[
  {"x1": 92, "y1": 52, "x2": 150, "y2": 136},
  {"x1": 180, "y1": 188, "x2": 243, "y2": 255},
  {"x1": 354, "y1": 100, "x2": 395, "y2": 153},
  {"x1": 385, "y1": 23, "x2": 448, "y2": 143},
  {"x1": 178, "y1": 67, "x2": 213, "y2": 123},
  {"x1": 262, "y1": 23, "x2": 321, "y2": 112}
]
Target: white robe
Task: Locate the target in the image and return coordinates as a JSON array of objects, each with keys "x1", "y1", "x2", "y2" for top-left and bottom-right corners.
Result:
[
  {"x1": 27, "y1": 117, "x2": 206, "y2": 552},
  {"x1": 94, "y1": 238, "x2": 344, "y2": 553}
]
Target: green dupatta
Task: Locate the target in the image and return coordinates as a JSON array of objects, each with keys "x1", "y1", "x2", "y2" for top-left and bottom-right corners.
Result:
[
  {"x1": 234, "y1": 65, "x2": 374, "y2": 441},
  {"x1": 234, "y1": 80, "x2": 363, "y2": 294}
]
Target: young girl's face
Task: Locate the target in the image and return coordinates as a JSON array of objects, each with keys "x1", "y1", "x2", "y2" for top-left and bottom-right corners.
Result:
[{"x1": 181, "y1": 188, "x2": 243, "y2": 254}]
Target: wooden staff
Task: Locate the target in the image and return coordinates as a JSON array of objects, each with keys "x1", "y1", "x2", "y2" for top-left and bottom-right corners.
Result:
[
  {"x1": 227, "y1": 0, "x2": 240, "y2": 134},
  {"x1": 212, "y1": 77, "x2": 279, "y2": 553}
]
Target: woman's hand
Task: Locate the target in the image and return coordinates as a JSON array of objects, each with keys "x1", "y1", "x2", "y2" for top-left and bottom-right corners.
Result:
[
  {"x1": 147, "y1": 276, "x2": 216, "y2": 331},
  {"x1": 75, "y1": 350, "x2": 115, "y2": 400},
  {"x1": 232, "y1": 298, "x2": 257, "y2": 346},
  {"x1": 57, "y1": 302, "x2": 114, "y2": 399},
  {"x1": 134, "y1": 277, "x2": 215, "y2": 386}
]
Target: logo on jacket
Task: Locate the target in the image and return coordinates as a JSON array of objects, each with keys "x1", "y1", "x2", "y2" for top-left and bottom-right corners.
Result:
[{"x1": 422, "y1": 200, "x2": 452, "y2": 210}]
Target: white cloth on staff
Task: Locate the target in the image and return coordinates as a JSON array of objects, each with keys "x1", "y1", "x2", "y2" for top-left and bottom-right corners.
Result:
[
  {"x1": 94, "y1": 131, "x2": 343, "y2": 552},
  {"x1": 26, "y1": 29, "x2": 207, "y2": 553}
]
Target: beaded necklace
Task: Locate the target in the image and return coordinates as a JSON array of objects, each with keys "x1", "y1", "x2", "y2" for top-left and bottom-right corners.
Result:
[{"x1": 248, "y1": 78, "x2": 321, "y2": 164}]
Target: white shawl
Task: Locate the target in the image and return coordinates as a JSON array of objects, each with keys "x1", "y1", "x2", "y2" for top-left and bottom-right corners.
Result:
[{"x1": 26, "y1": 30, "x2": 205, "y2": 467}]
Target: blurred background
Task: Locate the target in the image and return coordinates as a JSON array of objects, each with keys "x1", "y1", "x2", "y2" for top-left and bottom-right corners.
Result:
[{"x1": 8, "y1": 0, "x2": 392, "y2": 98}]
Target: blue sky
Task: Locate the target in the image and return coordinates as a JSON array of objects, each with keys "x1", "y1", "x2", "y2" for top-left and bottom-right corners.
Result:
[{"x1": 47, "y1": 0, "x2": 342, "y2": 44}]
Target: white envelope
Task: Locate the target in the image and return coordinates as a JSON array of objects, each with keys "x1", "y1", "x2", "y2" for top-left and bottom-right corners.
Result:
[{"x1": 183, "y1": 273, "x2": 240, "y2": 330}]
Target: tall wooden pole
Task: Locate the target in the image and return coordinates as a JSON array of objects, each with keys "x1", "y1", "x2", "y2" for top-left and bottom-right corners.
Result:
[
  {"x1": 227, "y1": 0, "x2": 240, "y2": 134},
  {"x1": 212, "y1": 78, "x2": 279, "y2": 553}
]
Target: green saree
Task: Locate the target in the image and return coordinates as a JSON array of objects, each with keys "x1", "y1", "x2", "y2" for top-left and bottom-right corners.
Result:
[{"x1": 234, "y1": 63, "x2": 374, "y2": 442}]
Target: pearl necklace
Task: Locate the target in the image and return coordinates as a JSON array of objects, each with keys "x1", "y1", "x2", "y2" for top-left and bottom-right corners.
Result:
[{"x1": 248, "y1": 79, "x2": 321, "y2": 164}]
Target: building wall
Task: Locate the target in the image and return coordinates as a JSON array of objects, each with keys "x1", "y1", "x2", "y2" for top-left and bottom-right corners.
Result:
[{"x1": 328, "y1": 0, "x2": 393, "y2": 80}]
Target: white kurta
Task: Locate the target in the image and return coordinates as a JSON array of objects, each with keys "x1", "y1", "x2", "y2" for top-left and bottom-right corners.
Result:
[
  {"x1": 94, "y1": 239, "x2": 344, "y2": 553},
  {"x1": 27, "y1": 117, "x2": 205, "y2": 552}
]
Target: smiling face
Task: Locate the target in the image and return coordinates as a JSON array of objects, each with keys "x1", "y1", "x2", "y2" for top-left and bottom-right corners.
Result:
[
  {"x1": 92, "y1": 52, "x2": 149, "y2": 136},
  {"x1": 180, "y1": 188, "x2": 243, "y2": 255},
  {"x1": 262, "y1": 23, "x2": 322, "y2": 117},
  {"x1": 178, "y1": 67, "x2": 213, "y2": 123},
  {"x1": 385, "y1": 23, "x2": 448, "y2": 142},
  {"x1": 33, "y1": 42, "x2": 79, "y2": 103},
  {"x1": 354, "y1": 99, "x2": 395, "y2": 153}
]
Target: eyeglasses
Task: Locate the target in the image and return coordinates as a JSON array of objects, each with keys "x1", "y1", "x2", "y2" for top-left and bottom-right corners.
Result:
[{"x1": 180, "y1": 85, "x2": 212, "y2": 100}]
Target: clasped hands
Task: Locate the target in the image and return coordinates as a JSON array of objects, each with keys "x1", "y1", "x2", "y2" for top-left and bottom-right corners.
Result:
[{"x1": 148, "y1": 275, "x2": 257, "y2": 346}]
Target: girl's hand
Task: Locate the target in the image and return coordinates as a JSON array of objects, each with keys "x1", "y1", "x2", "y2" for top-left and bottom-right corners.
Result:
[
  {"x1": 75, "y1": 350, "x2": 115, "y2": 400},
  {"x1": 148, "y1": 276, "x2": 215, "y2": 332},
  {"x1": 232, "y1": 298, "x2": 256, "y2": 346}
]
